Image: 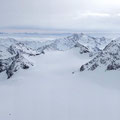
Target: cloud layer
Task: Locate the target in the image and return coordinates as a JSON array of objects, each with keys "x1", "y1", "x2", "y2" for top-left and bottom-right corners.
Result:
[{"x1": 0, "y1": 0, "x2": 120, "y2": 31}]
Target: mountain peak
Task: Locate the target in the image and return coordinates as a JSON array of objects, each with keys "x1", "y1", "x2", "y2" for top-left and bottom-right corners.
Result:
[{"x1": 80, "y1": 39, "x2": 120, "y2": 72}]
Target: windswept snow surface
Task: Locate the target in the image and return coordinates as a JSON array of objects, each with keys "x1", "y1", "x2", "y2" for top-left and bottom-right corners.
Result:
[{"x1": 0, "y1": 48, "x2": 120, "y2": 120}]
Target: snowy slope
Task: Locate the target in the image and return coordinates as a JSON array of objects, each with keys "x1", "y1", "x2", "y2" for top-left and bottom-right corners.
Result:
[
  {"x1": 0, "y1": 34, "x2": 120, "y2": 120},
  {"x1": 0, "y1": 33, "x2": 111, "y2": 56},
  {"x1": 0, "y1": 38, "x2": 17, "y2": 48},
  {"x1": 0, "y1": 33, "x2": 113, "y2": 78},
  {"x1": 8, "y1": 43, "x2": 41, "y2": 56},
  {"x1": 0, "y1": 38, "x2": 18, "y2": 58},
  {"x1": 80, "y1": 39, "x2": 120, "y2": 71},
  {"x1": 74, "y1": 42, "x2": 90, "y2": 54},
  {"x1": 54, "y1": 33, "x2": 110, "y2": 50},
  {"x1": 0, "y1": 38, "x2": 43, "y2": 78},
  {"x1": 77, "y1": 34, "x2": 110, "y2": 51},
  {"x1": 22, "y1": 40, "x2": 54, "y2": 50},
  {"x1": 0, "y1": 51, "x2": 34, "y2": 79},
  {"x1": 0, "y1": 49, "x2": 120, "y2": 120},
  {"x1": 48, "y1": 33, "x2": 111, "y2": 56}
]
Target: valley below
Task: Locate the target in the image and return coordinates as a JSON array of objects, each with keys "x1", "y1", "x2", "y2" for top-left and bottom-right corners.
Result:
[{"x1": 0, "y1": 33, "x2": 120, "y2": 120}]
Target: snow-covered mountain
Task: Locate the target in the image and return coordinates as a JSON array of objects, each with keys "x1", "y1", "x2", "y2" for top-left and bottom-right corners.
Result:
[
  {"x1": 74, "y1": 42, "x2": 90, "y2": 54},
  {"x1": 1, "y1": 33, "x2": 120, "y2": 120},
  {"x1": 8, "y1": 43, "x2": 42, "y2": 56},
  {"x1": 0, "y1": 38, "x2": 18, "y2": 58},
  {"x1": 80, "y1": 39, "x2": 120, "y2": 71},
  {"x1": 21, "y1": 33, "x2": 101, "y2": 54},
  {"x1": 47, "y1": 33, "x2": 111, "y2": 56},
  {"x1": 0, "y1": 38, "x2": 44, "y2": 78},
  {"x1": 23, "y1": 40, "x2": 54, "y2": 50},
  {"x1": 0, "y1": 33, "x2": 109, "y2": 56},
  {"x1": 0, "y1": 53, "x2": 33, "y2": 79},
  {"x1": 0, "y1": 33, "x2": 115, "y2": 78},
  {"x1": 77, "y1": 34, "x2": 110, "y2": 50},
  {"x1": 0, "y1": 38, "x2": 17, "y2": 47}
]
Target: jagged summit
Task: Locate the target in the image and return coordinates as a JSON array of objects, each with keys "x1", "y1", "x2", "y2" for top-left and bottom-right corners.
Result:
[
  {"x1": 80, "y1": 38, "x2": 120, "y2": 71},
  {"x1": 49, "y1": 33, "x2": 111, "y2": 57},
  {"x1": 8, "y1": 43, "x2": 41, "y2": 56},
  {"x1": 0, "y1": 53, "x2": 33, "y2": 79},
  {"x1": 103, "y1": 40, "x2": 120, "y2": 52},
  {"x1": 51, "y1": 33, "x2": 97, "y2": 49},
  {"x1": 0, "y1": 33, "x2": 116, "y2": 78},
  {"x1": 0, "y1": 39, "x2": 43, "y2": 79}
]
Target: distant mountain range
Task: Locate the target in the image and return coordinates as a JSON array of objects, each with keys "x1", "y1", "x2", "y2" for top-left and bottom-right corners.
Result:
[{"x1": 0, "y1": 33, "x2": 120, "y2": 78}]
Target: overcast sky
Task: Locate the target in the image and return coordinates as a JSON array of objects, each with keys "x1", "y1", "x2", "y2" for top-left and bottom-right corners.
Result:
[{"x1": 0, "y1": 0, "x2": 120, "y2": 32}]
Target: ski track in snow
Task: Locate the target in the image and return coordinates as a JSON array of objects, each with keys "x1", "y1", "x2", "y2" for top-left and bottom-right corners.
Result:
[{"x1": 0, "y1": 49, "x2": 120, "y2": 120}]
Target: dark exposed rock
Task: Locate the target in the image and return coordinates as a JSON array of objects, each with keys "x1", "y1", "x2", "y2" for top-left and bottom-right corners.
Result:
[
  {"x1": 89, "y1": 63, "x2": 98, "y2": 71},
  {"x1": 80, "y1": 39, "x2": 120, "y2": 72},
  {"x1": 8, "y1": 43, "x2": 41, "y2": 56},
  {"x1": 74, "y1": 43, "x2": 90, "y2": 54},
  {"x1": 0, "y1": 44, "x2": 35, "y2": 78},
  {"x1": 46, "y1": 33, "x2": 110, "y2": 55},
  {"x1": 5, "y1": 53, "x2": 33, "y2": 79},
  {"x1": 107, "y1": 61, "x2": 120, "y2": 70},
  {"x1": 80, "y1": 65, "x2": 85, "y2": 71}
]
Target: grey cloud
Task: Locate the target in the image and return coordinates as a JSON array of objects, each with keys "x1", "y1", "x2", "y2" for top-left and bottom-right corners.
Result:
[{"x1": 0, "y1": 0, "x2": 120, "y2": 31}]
